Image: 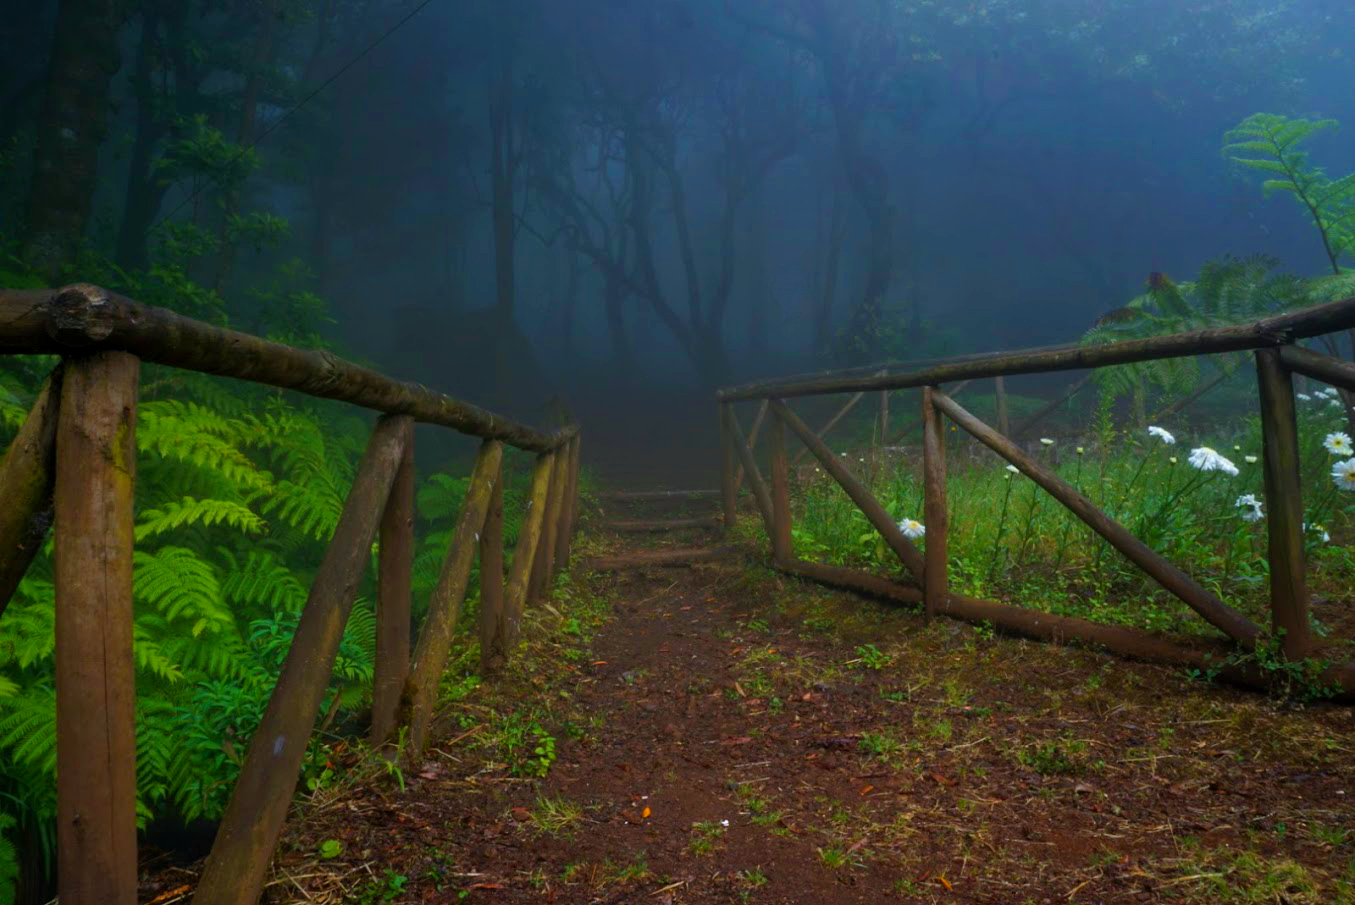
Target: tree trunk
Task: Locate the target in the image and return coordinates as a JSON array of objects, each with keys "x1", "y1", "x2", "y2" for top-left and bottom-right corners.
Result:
[
  {"x1": 115, "y1": 10, "x2": 169, "y2": 271},
  {"x1": 22, "y1": 0, "x2": 122, "y2": 281}
]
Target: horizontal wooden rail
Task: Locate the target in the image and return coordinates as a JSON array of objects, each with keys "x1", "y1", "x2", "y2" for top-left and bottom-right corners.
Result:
[
  {"x1": 717, "y1": 294, "x2": 1355, "y2": 401},
  {"x1": 777, "y1": 559, "x2": 1354, "y2": 700},
  {"x1": 0, "y1": 284, "x2": 572, "y2": 452},
  {"x1": 1279, "y1": 343, "x2": 1355, "y2": 393}
]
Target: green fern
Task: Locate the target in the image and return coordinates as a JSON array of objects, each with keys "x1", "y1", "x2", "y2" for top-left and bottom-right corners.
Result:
[
  {"x1": 0, "y1": 812, "x2": 19, "y2": 905},
  {"x1": 1225, "y1": 113, "x2": 1355, "y2": 272},
  {"x1": 135, "y1": 496, "x2": 267, "y2": 541},
  {"x1": 133, "y1": 546, "x2": 232, "y2": 637}
]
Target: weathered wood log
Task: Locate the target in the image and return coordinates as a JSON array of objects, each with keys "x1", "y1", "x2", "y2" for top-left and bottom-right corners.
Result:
[
  {"x1": 994, "y1": 376, "x2": 1010, "y2": 435},
  {"x1": 777, "y1": 559, "x2": 1355, "y2": 699},
  {"x1": 716, "y1": 293, "x2": 1355, "y2": 401},
  {"x1": 0, "y1": 367, "x2": 61, "y2": 620},
  {"x1": 770, "y1": 399, "x2": 925, "y2": 580},
  {"x1": 478, "y1": 462, "x2": 505, "y2": 675},
  {"x1": 54, "y1": 352, "x2": 139, "y2": 905},
  {"x1": 790, "y1": 377, "x2": 880, "y2": 465},
  {"x1": 1012, "y1": 372, "x2": 1092, "y2": 439},
  {"x1": 931, "y1": 390, "x2": 1262, "y2": 648},
  {"x1": 532, "y1": 444, "x2": 570, "y2": 601},
  {"x1": 401, "y1": 439, "x2": 502, "y2": 756},
  {"x1": 600, "y1": 488, "x2": 721, "y2": 501},
  {"x1": 556, "y1": 435, "x2": 581, "y2": 566},
  {"x1": 720, "y1": 403, "x2": 738, "y2": 531},
  {"x1": 585, "y1": 546, "x2": 742, "y2": 570},
  {"x1": 606, "y1": 516, "x2": 722, "y2": 532},
  {"x1": 770, "y1": 408, "x2": 793, "y2": 565},
  {"x1": 194, "y1": 414, "x2": 410, "y2": 905},
  {"x1": 733, "y1": 399, "x2": 769, "y2": 492},
  {"x1": 1256, "y1": 349, "x2": 1311, "y2": 659},
  {"x1": 370, "y1": 419, "x2": 415, "y2": 746},
  {"x1": 724, "y1": 404, "x2": 775, "y2": 535},
  {"x1": 1278, "y1": 343, "x2": 1355, "y2": 393},
  {"x1": 922, "y1": 387, "x2": 946, "y2": 619},
  {"x1": 491, "y1": 451, "x2": 555, "y2": 669},
  {"x1": 0, "y1": 284, "x2": 570, "y2": 452}
]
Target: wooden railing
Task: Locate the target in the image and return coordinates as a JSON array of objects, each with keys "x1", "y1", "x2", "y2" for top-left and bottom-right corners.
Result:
[
  {"x1": 0, "y1": 284, "x2": 582, "y2": 905},
  {"x1": 717, "y1": 295, "x2": 1355, "y2": 701}
]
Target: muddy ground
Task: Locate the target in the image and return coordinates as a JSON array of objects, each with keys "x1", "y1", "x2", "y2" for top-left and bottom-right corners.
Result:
[{"x1": 142, "y1": 497, "x2": 1355, "y2": 904}]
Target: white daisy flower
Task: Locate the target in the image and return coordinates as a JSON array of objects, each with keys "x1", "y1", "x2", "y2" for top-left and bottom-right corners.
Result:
[
  {"x1": 1324, "y1": 432, "x2": 1353, "y2": 456},
  {"x1": 1235, "y1": 494, "x2": 1264, "y2": 522},
  {"x1": 1244, "y1": 455, "x2": 1258, "y2": 464},
  {"x1": 1297, "y1": 393, "x2": 1312, "y2": 402},
  {"x1": 1332, "y1": 458, "x2": 1355, "y2": 491},
  {"x1": 897, "y1": 518, "x2": 925, "y2": 539},
  {"x1": 1169, "y1": 456, "x2": 1178, "y2": 464},
  {"x1": 1039, "y1": 438, "x2": 1054, "y2": 446},
  {"x1": 1305, "y1": 522, "x2": 1331, "y2": 543},
  {"x1": 1005, "y1": 464, "x2": 1020, "y2": 474},
  {"x1": 1187, "y1": 447, "x2": 1239, "y2": 477},
  {"x1": 1147, "y1": 426, "x2": 1175, "y2": 445}
]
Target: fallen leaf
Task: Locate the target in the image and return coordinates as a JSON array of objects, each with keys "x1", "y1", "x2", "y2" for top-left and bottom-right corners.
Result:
[
  {"x1": 720, "y1": 736, "x2": 753, "y2": 745},
  {"x1": 859, "y1": 785, "x2": 874, "y2": 796},
  {"x1": 469, "y1": 883, "x2": 504, "y2": 890},
  {"x1": 930, "y1": 772, "x2": 957, "y2": 787},
  {"x1": 642, "y1": 806, "x2": 651, "y2": 818},
  {"x1": 592, "y1": 660, "x2": 608, "y2": 666},
  {"x1": 936, "y1": 874, "x2": 953, "y2": 891}
]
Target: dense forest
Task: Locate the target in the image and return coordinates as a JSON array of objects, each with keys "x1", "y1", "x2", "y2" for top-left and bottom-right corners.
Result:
[{"x1": 3, "y1": 0, "x2": 1355, "y2": 901}]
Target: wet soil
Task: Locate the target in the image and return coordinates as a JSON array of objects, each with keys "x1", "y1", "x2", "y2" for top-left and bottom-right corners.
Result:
[{"x1": 141, "y1": 496, "x2": 1355, "y2": 904}]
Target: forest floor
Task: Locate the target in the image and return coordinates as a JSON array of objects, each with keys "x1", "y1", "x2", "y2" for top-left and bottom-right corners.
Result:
[{"x1": 143, "y1": 496, "x2": 1355, "y2": 905}]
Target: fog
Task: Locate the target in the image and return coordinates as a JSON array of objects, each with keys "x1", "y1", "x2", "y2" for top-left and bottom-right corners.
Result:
[{"x1": 4, "y1": 0, "x2": 1354, "y2": 484}]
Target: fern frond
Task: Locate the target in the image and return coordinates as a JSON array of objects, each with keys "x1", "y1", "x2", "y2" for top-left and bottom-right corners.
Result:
[
  {"x1": 255, "y1": 480, "x2": 343, "y2": 541},
  {"x1": 134, "y1": 546, "x2": 232, "y2": 637},
  {"x1": 218, "y1": 549, "x2": 309, "y2": 616},
  {"x1": 135, "y1": 496, "x2": 266, "y2": 541},
  {"x1": 0, "y1": 684, "x2": 56, "y2": 774}
]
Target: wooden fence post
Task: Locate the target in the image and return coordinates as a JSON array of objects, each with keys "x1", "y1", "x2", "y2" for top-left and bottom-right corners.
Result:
[
  {"x1": 922, "y1": 386, "x2": 947, "y2": 619},
  {"x1": 54, "y1": 351, "x2": 140, "y2": 905},
  {"x1": 732, "y1": 399, "x2": 768, "y2": 494},
  {"x1": 0, "y1": 366, "x2": 62, "y2": 620},
  {"x1": 493, "y1": 451, "x2": 555, "y2": 667},
  {"x1": 720, "y1": 403, "x2": 738, "y2": 531},
  {"x1": 555, "y1": 435, "x2": 580, "y2": 566},
  {"x1": 724, "y1": 404, "x2": 775, "y2": 536},
  {"x1": 194, "y1": 414, "x2": 410, "y2": 905},
  {"x1": 401, "y1": 438, "x2": 502, "y2": 755},
  {"x1": 1256, "y1": 348, "x2": 1311, "y2": 659},
  {"x1": 769, "y1": 406, "x2": 792, "y2": 565},
  {"x1": 371, "y1": 419, "x2": 415, "y2": 745},
  {"x1": 771, "y1": 399, "x2": 925, "y2": 580},
  {"x1": 995, "y1": 376, "x2": 1010, "y2": 435},
  {"x1": 534, "y1": 445, "x2": 570, "y2": 599},
  {"x1": 479, "y1": 462, "x2": 505, "y2": 674}
]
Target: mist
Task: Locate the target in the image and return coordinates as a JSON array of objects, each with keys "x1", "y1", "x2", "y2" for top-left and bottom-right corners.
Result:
[{"x1": 4, "y1": 0, "x2": 1355, "y2": 484}]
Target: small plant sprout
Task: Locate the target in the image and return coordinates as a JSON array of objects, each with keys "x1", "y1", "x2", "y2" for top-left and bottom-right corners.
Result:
[
  {"x1": 1005, "y1": 464, "x2": 1019, "y2": 475},
  {"x1": 1235, "y1": 493, "x2": 1264, "y2": 523},
  {"x1": 1187, "y1": 446, "x2": 1239, "y2": 476},
  {"x1": 1331, "y1": 458, "x2": 1355, "y2": 491},
  {"x1": 1147, "y1": 425, "x2": 1175, "y2": 445},
  {"x1": 1324, "y1": 432, "x2": 1353, "y2": 456},
  {"x1": 1244, "y1": 455, "x2": 1259, "y2": 464},
  {"x1": 897, "y1": 518, "x2": 925, "y2": 540}
]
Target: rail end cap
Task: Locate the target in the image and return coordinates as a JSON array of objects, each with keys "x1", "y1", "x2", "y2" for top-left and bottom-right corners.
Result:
[{"x1": 47, "y1": 283, "x2": 117, "y2": 346}]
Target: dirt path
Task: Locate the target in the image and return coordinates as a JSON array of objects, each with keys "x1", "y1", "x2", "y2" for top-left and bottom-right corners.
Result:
[{"x1": 144, "y1": 494, "x2": 1355, "y2": 904}]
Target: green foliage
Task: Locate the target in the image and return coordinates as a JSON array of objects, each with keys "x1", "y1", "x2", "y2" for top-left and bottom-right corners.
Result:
[
  {"x1": 1224, "y1": 113, "x2": 1355, "y2": 270},
  {"x1": 1082, "y1": 255, "x2": 1309, "y2": 409}
]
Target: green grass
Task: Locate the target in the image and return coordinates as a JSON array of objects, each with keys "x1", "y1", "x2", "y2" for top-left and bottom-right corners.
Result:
[{"x1": 790, "y1": 402, "x2": 1355, "y2": 648}]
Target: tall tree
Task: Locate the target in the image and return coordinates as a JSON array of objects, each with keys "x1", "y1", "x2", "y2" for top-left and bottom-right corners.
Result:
[{"x1": 21, "y1": 0, "x2": 122, "y2": 280}]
